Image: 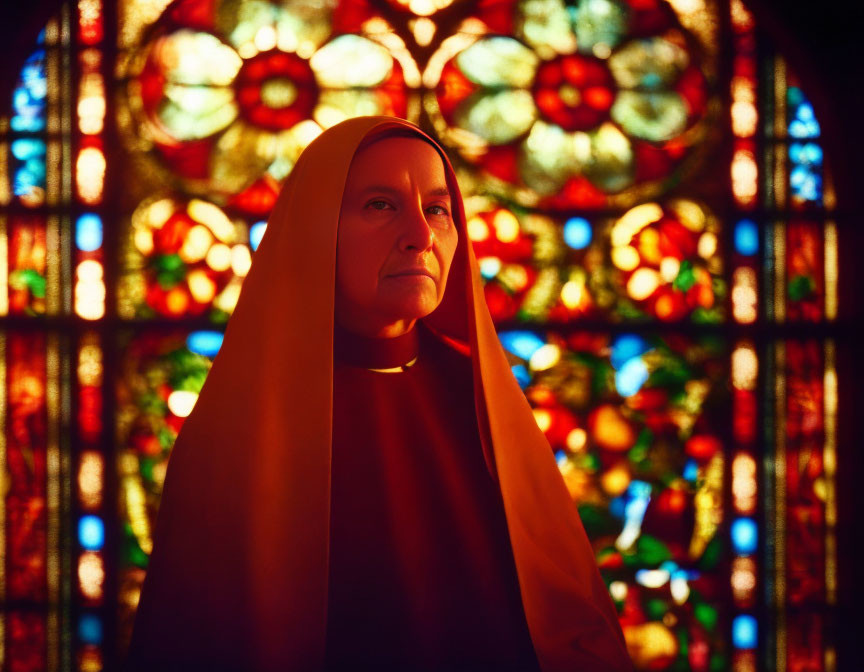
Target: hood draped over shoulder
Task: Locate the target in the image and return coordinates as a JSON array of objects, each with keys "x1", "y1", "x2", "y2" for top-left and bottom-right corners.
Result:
[{"x1": 126, "y1": 116, "x2": 632, "y2": 671}]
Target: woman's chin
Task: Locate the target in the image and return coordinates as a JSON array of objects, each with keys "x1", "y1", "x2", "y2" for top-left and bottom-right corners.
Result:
[{"x1": 381, "y1": 294, "x2": 439, "y2": 323}]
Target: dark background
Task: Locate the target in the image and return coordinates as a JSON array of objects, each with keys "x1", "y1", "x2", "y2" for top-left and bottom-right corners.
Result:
[{"x1": 1, "y1": 0, "x2": 862, "y2": 667}]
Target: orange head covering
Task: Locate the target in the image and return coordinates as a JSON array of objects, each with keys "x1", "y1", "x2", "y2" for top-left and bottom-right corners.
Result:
[{"x1": 126, "y1": 116, "x2": 632, "y2": 671}]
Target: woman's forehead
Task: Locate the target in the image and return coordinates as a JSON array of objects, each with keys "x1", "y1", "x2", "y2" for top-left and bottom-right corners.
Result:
[{"x1": 347, "y1": 136, "x2": 448, "y2": 188}]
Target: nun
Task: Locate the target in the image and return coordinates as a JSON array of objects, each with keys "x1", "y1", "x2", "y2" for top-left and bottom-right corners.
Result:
[{"x1": 126, "y1": 116, "x2": 632, "y2": 671}]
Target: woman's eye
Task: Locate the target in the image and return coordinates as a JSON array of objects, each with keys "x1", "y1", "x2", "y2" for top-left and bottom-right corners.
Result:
[
  {"x1": 367, "y1": 200, "x2": 392, "y2": 211},
  {"x1": 427, "y1": 205, "x2": 450, "y2": 216}
]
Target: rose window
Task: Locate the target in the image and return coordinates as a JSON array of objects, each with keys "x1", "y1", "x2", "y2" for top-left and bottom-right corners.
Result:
[{"x1": 428, "y1": 0, "x2": 711, "y2": 208}]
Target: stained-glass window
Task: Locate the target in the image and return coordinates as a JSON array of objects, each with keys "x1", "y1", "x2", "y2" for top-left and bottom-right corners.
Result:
[{"x1": 0, "y1": 0, "x2": 847, "y2": 669}]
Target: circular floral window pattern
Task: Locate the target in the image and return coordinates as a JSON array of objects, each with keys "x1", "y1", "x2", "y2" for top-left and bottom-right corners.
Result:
[
  {"x1": 120, "y1": 0, "x2": 418, "y2": 205},
  {"x1": 427, "y1": 0, "x2": 715, "y2": 209}
]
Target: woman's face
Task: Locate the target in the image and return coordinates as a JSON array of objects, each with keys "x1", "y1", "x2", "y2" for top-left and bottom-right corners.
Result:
[{"x1": 336, "y1": 136, "x2": 459, "y2": 338}]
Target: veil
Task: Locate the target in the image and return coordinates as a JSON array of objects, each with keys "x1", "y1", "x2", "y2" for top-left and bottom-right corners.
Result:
[{"x1": 126, "y1": 116, "x2": 631, "y2": 671}]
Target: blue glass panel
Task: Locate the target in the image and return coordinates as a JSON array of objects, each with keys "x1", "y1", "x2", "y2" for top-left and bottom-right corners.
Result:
[
  {"x1": 11, "y1": 138, "x2": 46, "y2": 202},
  {"x1": 78, "y1": 515, "x2": 105, "y2": 551},
  {"x1": 731, "y1": 517, "x2": 758, "y2": 554},
  {"x1": 563, "y1": 217, "x2": 592, "y2": 249},
  {"x1": 11, "y1": 49, "x2": 47, "y2": 132},
  {"x1": 610, "y1": 334, "x2": 650, "y2": 370},
  {"x1": 498, "y1": 330, "x2": 545, "y2": 360},
  {"x1": 76, "y1": 214, "x2": 104, "y2": 252},
  {"x1": 734, "y1": 219, "x2": 759, "y2": 256},
  {"x1": 187, "y1": 330, "x2": 224, "y2": 357},
  {"x1": 787, "y1": 87, "x2": 820, "y2": 139},
  {"x1": 732, "y1": 614, "x2": 758, "y2": 649},
  {"x1": 250, "y1": 221, "x2": 267, "y2": 251},
  {"x1": 789, "y1": 141, "x2": 823, "y2": 203},
  {"x1": 78, "y1": 613, "x2": 103, "y2": 645}
]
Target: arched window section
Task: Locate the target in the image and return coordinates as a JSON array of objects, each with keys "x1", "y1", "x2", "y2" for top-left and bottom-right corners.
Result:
[{"x1": 0, "y1": 1, "x2": 847, "y2": 669}]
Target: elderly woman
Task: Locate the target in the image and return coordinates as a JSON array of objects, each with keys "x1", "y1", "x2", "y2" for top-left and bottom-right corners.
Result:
[{"x1": 126, "y1": 116, "x2": 631, "y2": 671}]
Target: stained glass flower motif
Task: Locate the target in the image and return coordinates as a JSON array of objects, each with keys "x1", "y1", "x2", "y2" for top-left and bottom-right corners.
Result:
[
  {"x1": 124, "y1": 0, "x2": 415, "y2": 205},
  {"x1": 430, "y1": 0, "x2": 710, "y2": 209},
  {"x1": 122, "y1": 198, "x2": 251, "y2": 319},
  {"x1": 118, "y1": 331, "x2": 217, "y2": 565},
  {"x1": 605, "y1": 201, "x2": 723, "y2": 322},
  {"x1": 498, "y1": 328, "x2": 727, "y2": 668}
]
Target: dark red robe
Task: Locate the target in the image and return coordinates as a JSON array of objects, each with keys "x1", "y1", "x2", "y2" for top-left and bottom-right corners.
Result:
[{"x1": 326, "y1": 321, "x2": 541, "y2": 670}]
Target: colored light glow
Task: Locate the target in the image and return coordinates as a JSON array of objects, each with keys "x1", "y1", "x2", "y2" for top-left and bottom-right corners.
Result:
[
  {"x1": 78, "y1": 515, "x2": 104, "y2": 550},
  {"x1": 731, "y1": 100, "x2": 757, "y2": 137},
  {"x1": 214, "y1": 280, "x2": 242, "y2": 314},
  {"x1": 611, "y1": 203, "x2": 662, "y2": 247},
  {"x1": 532, "y1": 409, "x2": 552, "y2": 433},
  {"x1": 78, "y1": 612, "x2": 103, "y2": 645},
  {"x1": 609, "y1": 581, "x2": 627, "y2": 602},
  {"x1": 187, "y1": 331, "x2": 223, "y2": 357},
  {"x1": 615, "y1": 480, "x2": 651, "y2": 551},
  {"x1": 731, "y1": 517, "x2": 758, "y2": 554},
  {"x1": 683, "y1": 459, "x2": 698, "y2": 483},
  {"x1": 77, "y1": 339, "x2": 103, "y2": 385},
  {"x1": 78, "y1": 451, "x2": 104, "y2": 510},
  {"x1": 11, "y1": 50, "x2": 47, "y2": 132},
  {"x1": 78, "y1": 0, "x2": 104, "y2": 44},
  {"x1": 610, "y1": 334, "x2": 650, "y2": 370},
  {"x1": 491, "y1": 210, "x2": 519, "y2": 243},
  {"x1": 731, "y1": 556, "x2": 757, "y2": 605},
  {"x1": 601, "y1": 462, "x2": 631, "y2": 496},
  {"x1": 250, "y1": 221, "x2": 267, "y2": 251},
  {"x1": 659, "y1": 257, "x2": 680, "y2": 282},
  {"x1": 78, "y1": 551, "x2": 104, "y2": 600},
  {"x1": 11, "y1": 138, "x2": 45, "y2": 160},
  {"x1": 76, "y1": 214, "x2": 103, "y2": 252},
  {"x1": 611, "y1": 245, "x2": 639, "y2": 271},
  {"x1": 168, "y1": 390, "x2": 199, "y2": 418},
  {"x1": 732, "y1": 267, "x2": 757, "y2": 324},
  {"x1": 732, "y1": 453, "x2": 757, "y2": 514},
  {"x1": 206, "y1": 243, "x2": 232, "y2": 271},
  {"x1": 75, "y1": 284, "x2": 106, "y2": 320},
  {"x1": 788, "y1": 87, "x2": 820, "y2": 138},
  {"x1": 697, "y1": 232, "x2": 718, "y2": 260},
  {"x1": 670, "y1": 575, "x2": 690, "y2": 605},
  {"x1": 76, "y1": 147, "x2": 106, "y2": 204},
  {"x1": 467, "y1": 217, "x2": 489, "y2": 242},
  {"x1": 560, "y1": 279, "x2": 585, "y2": 310},
  {"x1": 635, "y1": 568, "x2": 670, "y2": 588},
  {"x1": 11, "y1": 137, "x2": 46, "y2": 205},
  {"x1": 75, "y1": 259, "x2": 105, "y2": 320},
  {"x1": 732, "y1": 343, "x2": 758, "y2": 390},
  {"x1": 731, "y1": 0, "x2": 754, "y2": 30},
  {"x1": 615, "y1": 357, "x2": 649, "y2": 398},
  {"x1": 529, "y1": 343, "x2": 560, "y2": 371},
  {"x1": 789, "y1": 145, "x2": 823, "y2": 203},
  {"x1": 626, "y1": 268, "x2": 660, "y2": 301},
  {"x1": 477, "y1": 257, "x2": 501, "y2": 280},
  {"x1": 77, "y1": 50, "x2": 106, "y2": 135},
  {"x1": 180, "y1": 225, "x2": 213, "y2": 263},
  {"x1": 731, "y1": 149, "x2": 757, "y2": 206},
  {"x1": 412, "y1": 17, "x2": 436, "y2": 46},
  {"x1": 566, "y1": 428, "x2": 587, "y2": 452},
  {"x1": 188, "y1": 199, "x2": 234, "y2": 242},
  {"x1": 498, "y1": 331, "x2": 545, "y2": 361},
  {"x1": 690, "y1": 454, "x2": 723, "y2": 558},
  {"x1": 734, "y1": 219, "x2": 759, "y2": 256},
  {"x1": 499, "y1": 264, "x2": 528, "y2": 291},
  {"x1": 563, "y1": 217, "x2": 592, "y2": 249},
  {"x1": 188, "y1": 269, "x2": 217, "y2": 303},
  {"x1": 511, "y1": 364, "x2": 530, "y2": 388},
  {"x1": 732, "y1": 614, "x2": 757, "y2": 649}
]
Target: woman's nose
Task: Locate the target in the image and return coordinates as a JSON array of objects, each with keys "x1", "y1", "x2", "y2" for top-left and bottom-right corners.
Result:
[{"x1": 398, "y1": 200, "x2": 434, "y2": 252}]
